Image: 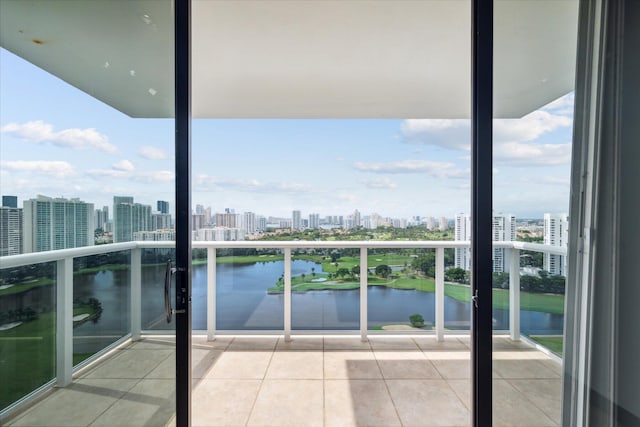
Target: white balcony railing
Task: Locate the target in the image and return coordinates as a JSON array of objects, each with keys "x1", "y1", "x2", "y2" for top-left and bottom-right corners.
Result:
[{"x1": 0, "y1": 240, "x2": 566, "y2": 404}]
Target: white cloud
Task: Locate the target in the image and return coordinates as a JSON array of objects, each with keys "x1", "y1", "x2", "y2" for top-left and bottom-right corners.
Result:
[
  {"x1": 0, "y1": 160, "x2": 75, "y2": 178},
  {"x1": 195, "y1": 175, "x2": 312, "y2": 193},
  {"x1": 112, "y1": 160, "x2": 135, "y2": 171},
  {"x1": 495, "y1": 142, "x2": 572, "y2": 166},
  {"x1": 359, "y1": 177, "x2": 398, "y2": 189},
  {"x1": 493, "y1": 111, "x2": 572, "y2": 144},
  {"x1": 401, "y1": 119, "x2": 470, "y2": 150},
  {"x1": 138, "y1": 145, "x2": 169, "y2": 160},
  {"x1": 353, "y1": 160, "x2": 468, "y2": 179},
  {"x1": 0, "y1": 121, "x2": 117, "y2": 153}
]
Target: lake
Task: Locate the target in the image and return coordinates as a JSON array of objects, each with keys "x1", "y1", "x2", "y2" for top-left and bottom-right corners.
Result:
[{"x1": 68, "y1": 259, "x2": 563, "y2": 354}]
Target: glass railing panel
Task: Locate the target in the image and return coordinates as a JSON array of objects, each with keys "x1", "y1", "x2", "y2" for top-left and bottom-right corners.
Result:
[
  {"x1": 291, "y1": 248, "x2": 359, "y2": 330},
  {"x1": 0, "y1": 261, "x2": 56, "y2": 409},
  {"x1": 72, "y1": 252, "x2": 130, "y2": 365},
  {"x1": 367, "y1": 248, "x2": 434, "y2": 332},
  {"x1": 217, "y1": 248, "x2": 284, "y2": 330},
  {"x1": 520, "y1": 271, "x2": 565, "y2": 355},
  {"x1": 141, "y1": 248, "x2": 176, "y2": 331}
]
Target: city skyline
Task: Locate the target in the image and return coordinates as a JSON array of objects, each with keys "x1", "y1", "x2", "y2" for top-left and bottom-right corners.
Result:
[{"x1": 1, "y1": 48, "x2": 573, "y2": 218}]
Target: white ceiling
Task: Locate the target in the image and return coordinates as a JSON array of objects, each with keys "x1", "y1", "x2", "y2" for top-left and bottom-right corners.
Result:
[{"x1": 0, "y1": 0, "x2": 578, "y2": 119}]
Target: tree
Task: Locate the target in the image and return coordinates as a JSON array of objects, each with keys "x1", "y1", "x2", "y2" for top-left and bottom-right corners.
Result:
[
  {"x1": 311, "y1": 267, "x2": 316, "y2": 277},
  {"x1": 412, "y1": 253, "x2": 436, "y2": 277},
  {"x1": 375, "y1": 264, "x2": 392, "y2": 278},
  {"x1": 301, "y1": 273, "x2": 306, "y2": 282},
  {"x1": 445, "y1": 267, "x2": 466, "y2": 283},
  {"x1": 351, "y1": 265, "x2": 360, "y2": 277},
  {"x1": 336, "y1": 267, "x2": 350, "y2": 278}
]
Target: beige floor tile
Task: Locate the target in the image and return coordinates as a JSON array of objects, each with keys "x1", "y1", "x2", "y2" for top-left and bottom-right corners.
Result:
[
  {"x1": 492, "y1": 337, "x2": 535, "y2": 351},
  {"x1": 431, "y1": 359, "x2": 470, "y2": 379},
  {"x1": 493, "y1": 359, "x2": 560, "y2": 379},
  {"x1": 83, "y1": 349, "x2": 173, "y2": 379},
  {"x1": 9, "y1": 379, "x2": 138, "y2": 427},
  {"x1": 127, "y1": 337, "x2": 176, "y2": 350},
  {"x1": 145, "y1": 349, "x2": 223, "y2": 379},
  {"x1": 276, "y1": 336, "x2": 324, "y2": 351},
  {"x1": 324, "y1": 380, "x2": 401, "y2": 427},
  {"x1": 368, "y1": 337, "x2": 420, "y2": 351},
  {"x1": 266, "y1": 351, "x2": 323, "y2": 379},
  {"x1": 204, "y1": 351, "x2": 273, "y2": 379},
  {"x1": 192, "y1": 379, "x2": 261, "y2": 427},
  {"x1": 247, "y1": 380, "x2": 323, "y2": 427},
  {"x1": 227, "y1": 337, "x2": 278, "y2": 351},
  {"x1": 192, "y1": 335, "x2": 234, "y2": 351},
  {"x1": 493, "y1": 380, "x2": 557, "y2": 426},
  {"x1": 447, "y1": 379, "x2": 471, "y2": 410},
  {"x1": 324, "y1": 337, "x2": 372, "y2": 351},
  {"x1": 324, "y1": 351, "x2": 382, "y2": 379},
  {"x1": 414, "y1": 337, "x2": 469, "y2": 351},
  {"x1": 509, "y1": 379, "x2": 563, "y2": 425},
  {"x1": 386, "y1": 379, "x2": 470, "y2": 427},
  {"x1": 374, "y1": 351, "x2": 441, "y2": 379},
  {"x1": 89, "y1": 379, "x2": 175, "y2": 427}
]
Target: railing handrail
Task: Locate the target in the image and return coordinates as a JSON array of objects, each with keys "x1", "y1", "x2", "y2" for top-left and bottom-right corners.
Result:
[{"x1": 0, "y1": 239, "x2": 567, "y2": 269}]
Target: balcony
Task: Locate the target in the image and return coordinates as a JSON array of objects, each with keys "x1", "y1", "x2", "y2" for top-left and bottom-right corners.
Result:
[{"x1": 0, "y1": 241, "x2": 565, "y2": 426}]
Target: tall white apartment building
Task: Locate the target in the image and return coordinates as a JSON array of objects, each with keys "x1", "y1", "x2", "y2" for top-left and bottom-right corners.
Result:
[
  {"x1": 113, "y1": 196, "x2": 151, "y2": 243},
  {"x1": 244, "y1": 211, "x2": 257, "y2": 234},
  {"x1": 544, "y1": 213, "x2": 569, "y2": 275},
  {"x1": 23, "y1": 195, "x2": 94, "y2": 253},
  {"x1": 0, "y1": 206, "x2": 23, "y2": 256},
  {"x1": 309, "y1": 213, "x2": 320, "y2": 229},
  {"x1": 454, "y1": 212, "x2": 516, "y2": 272},
  {"x1": 292, "y1": 210, "x2": 302, "y2": 230},
  {"x1": 439, "y1": 216, "x2": 448, "y2": 231},
  {"x1": 215, "y1": 212, "x2": 240, "y2": 228},
  {"x1": 133, "y1": 229, "x2": 175, "y2": 241},
  {"x1": 454, "y1": 213, "x2": 472, "y2": 270},
  {"x1": 256, "y1": 216, "x2": 266, "y2": 232},
  {"x1": 426, "y1": 216, "x2": 436, "y2": 230},
  {"x1": 152, "y1": 213, "x2": 172, "y2": 230},
  {"x1": 353, "y1": 209, "x2": 361, "y2": 227},
  {"x1": 194, "y1": 227, "x2": 245, "y2": 241}
]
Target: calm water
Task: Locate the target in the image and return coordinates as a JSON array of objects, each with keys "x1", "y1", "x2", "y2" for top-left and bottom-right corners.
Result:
[{"x1": 69, "y1": 259, "x2": 563, "y2": 351}]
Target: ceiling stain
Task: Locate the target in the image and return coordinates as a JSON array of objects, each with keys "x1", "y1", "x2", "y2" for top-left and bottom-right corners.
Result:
[{"x1": 31, "y1": 38, "x2": 45, "y2": 45}]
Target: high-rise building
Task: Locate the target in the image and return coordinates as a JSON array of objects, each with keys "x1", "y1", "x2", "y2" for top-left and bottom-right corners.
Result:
[
  {"x1": 113, "y1": 196, "x2": 151, "y2": 243},
  {"x1": 353, "y1": 209, "x2": 361, "y2": 227},
  {"x1": 152, "y1": 213, "x2": 172, "y2": 230},
  {"x1": 292, "y1": 210, "x2": 302, "y2": 230},
  {"x1": 454, "y1": 213, "x2": 472, "y2": 270},
  {"x1": 244, "y1": 211, "x2": 256, "y2": 234},
  {"x1": 309, "y1": 213, "x2": 320, "y2": 229},
  {"x1": 454, "y1": 212, "x2": 516, "y2": 272},
  {"x1": 2, "y1": 195, "x2": 18, "y2": 208},
  {"x1": 94, "y1": 206, "x2": 109, "y2": 230},
  {"x1": 0, "y1": 206, "x2": 23, "y2": 256},
  {"x1": 133, "y1": 229, "x2": 175, "y2": 241},
  {"x1": 544, "y1": 213, "x2": 569, "y2": 276},
  {"x1": 426, "y1": 216, "x2": 436, "y2": 230},
  {"x1": 257, "y1": 215, "x2": 266, "y2": 232},
  {"x1": 215, "y1": 212, "x2": 240, "y2": 228},
  {"x1": 192, "y1": 214, "x2": 205, "y2": 231},
  {"x1": 23, "y1": 195, "x2": 94, "y2": 253},
  {"x1": 439, "y1": 216, "x2": 448, "y2": 231},
  {"x1": 157, "y1": 200, "x2": 170, "y2": 214}
]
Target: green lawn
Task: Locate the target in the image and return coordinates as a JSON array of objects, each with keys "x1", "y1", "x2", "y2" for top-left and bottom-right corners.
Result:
[{"x1": 529, "y1": 336, "x2": 564, "y2": 355}]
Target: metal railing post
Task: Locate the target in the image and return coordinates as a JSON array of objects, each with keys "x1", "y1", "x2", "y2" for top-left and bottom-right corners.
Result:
[
  {"x1": 207, "y1": 247, "x2": 216, "y2": 341},
  {"x1": 56, "y1": 257, "x2": 73, "y2": 386},
  {"x1": 284, "y1": 248, "x2": 292, "y2": 341},
  {"x1": 509, "y1": 248, "x2": 520, "y2": 341},
  {"x1": 436, "y1": 247, "x2": 445, "y2": 341},
  {"x1": 360, "y1": 247, "x2": 368, "y2": 342},
  {"x1": 131, "y1": 248, "x2": 141, "y2": 341}
]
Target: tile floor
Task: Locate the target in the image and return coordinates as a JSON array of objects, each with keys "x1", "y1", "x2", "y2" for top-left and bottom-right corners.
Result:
[{"x1": 5, "y1": 335, "x2": 562, "y2": 427}]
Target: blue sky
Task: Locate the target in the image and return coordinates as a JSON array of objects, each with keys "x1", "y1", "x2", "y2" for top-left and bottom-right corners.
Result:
[{"x1": 1, "y1": 48, "x2": 573, "y2": 219}]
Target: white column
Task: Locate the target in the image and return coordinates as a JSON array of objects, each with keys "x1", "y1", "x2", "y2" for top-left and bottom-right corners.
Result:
[
  {"x1": 435, "y1": 247, "x2": 445, "y2": 341},
  {"x1": 284, "y1": 248, "x2": 292, "y2": 342},
  {"x1": 509, "y1": 248, "x2": 520, "y2": 341},
  {"x1": 207, "y1": 247, "x2": 216, "y2": 341},
  {"x1": 360, "y1": 247, "x2": 368, "y2": 342},
  {"x1": 130, "y1": 248, "x2": 141, "y2": 341},
  {"x1": 56, "y1": 257, "x2": 73, "y2": 387}
]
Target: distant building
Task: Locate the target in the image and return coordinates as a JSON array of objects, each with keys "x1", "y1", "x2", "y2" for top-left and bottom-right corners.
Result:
[
  {"x1": 94, "y1": 206, "x2": 109, "y2": 230},
  {"x1": 152, "y1": 213, "x2": 172, "y2": 230},
  {"x1": 353, "y1": 209, "x2": 361, "y2": 227},
  {"x1": 133, "y1": 229, "x2": 175, "y2": 241},
  {"x1": 192, "y1": 214, "x2": 205, "y2": 231},
  {"x1": 194, "y1": 227, "x2": 245, "y2": 241},
  {"x1": 292, "y1": 210, "x2": 302, "y2": 230},
  {"x1": 157, "y1": 200, "x2": 170, "y2": 214},
  {"x1": 215, "y1": 212, "x2": 240, "y2": 228},
  {"x1": 256, "y1": 215, "x2": 266, "y2": 232},
  {"x1": 454, "y1": 212, "x2": 516, "y2": 272},
  {"x1": 23, "y1": 195, "x2": 94, "y2": 253},
  {"x1": 426, "y1": 216, "x2": 436, "y2": 230},
  {"x1": 0, "y1": 206, "x2": 23, "y2": 256},
  {"x1": 244, "y1": 211, "x2": 257, "y2": 234},
  {"x1": 544, "y1": 213, "x2": 569, "y2": 275},
  {"x1": 113, "y1": 196, "x2": 151, "y2": 243},
  {"x1": 309, "y1": 213, "x2": 320, "y2": 229},
  {"x1": 2, "y1": 195, "x2": 18, "y2": 208},
  {"x1": 439, "y1": 216, "x2": 448, "y2": 231}
]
